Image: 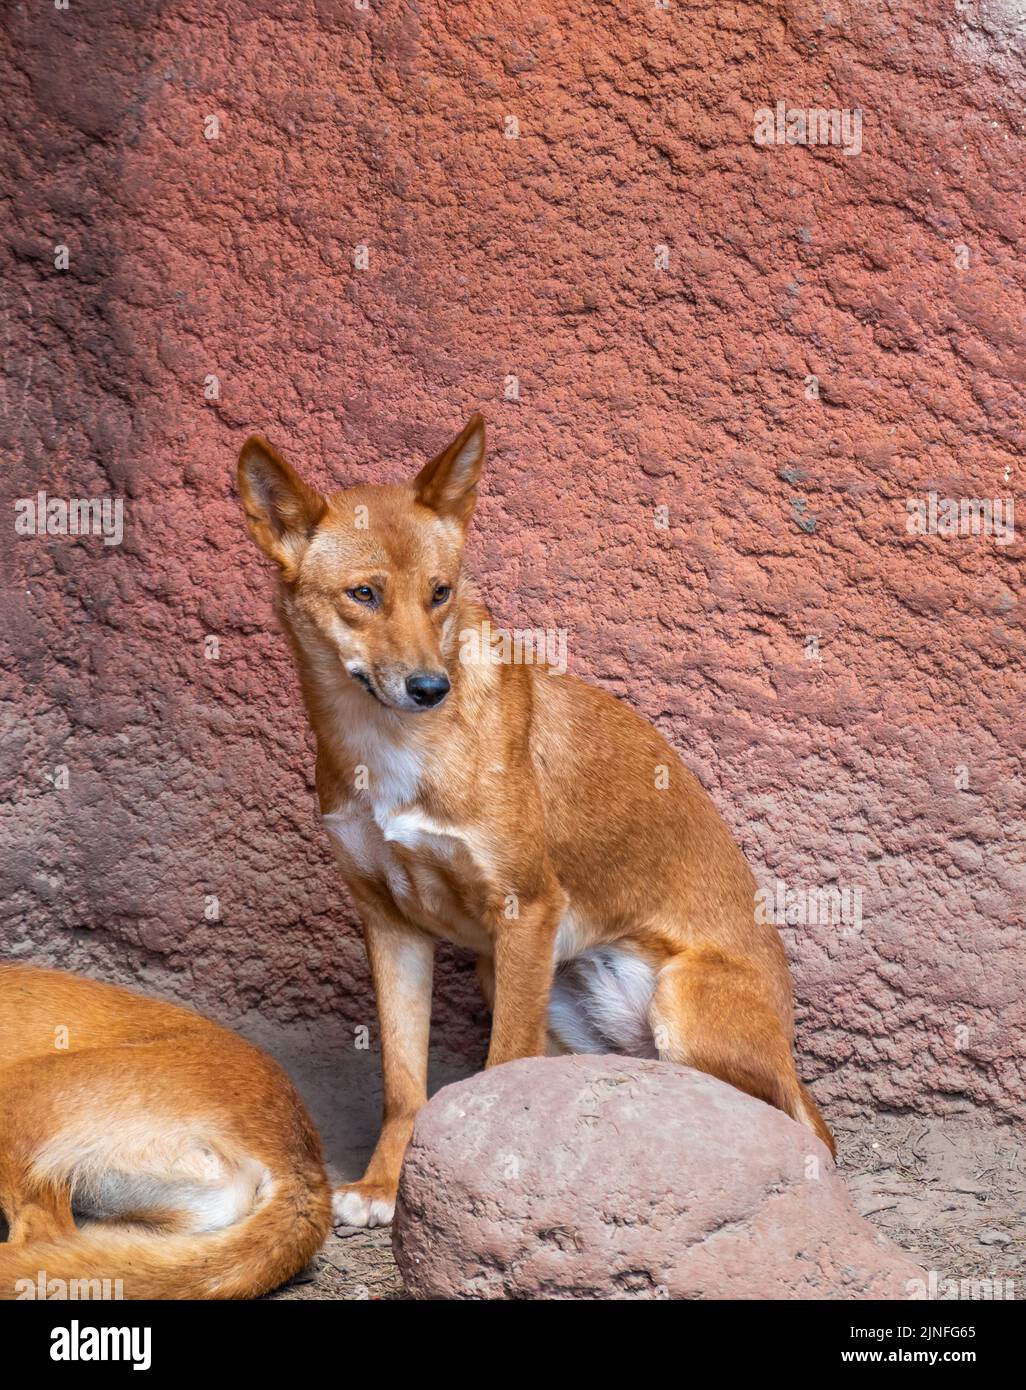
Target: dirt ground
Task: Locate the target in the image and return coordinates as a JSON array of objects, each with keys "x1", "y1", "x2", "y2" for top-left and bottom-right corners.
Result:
[{"x1": 250, "y1": 1017, "x2": 1022, "y2": 1302}]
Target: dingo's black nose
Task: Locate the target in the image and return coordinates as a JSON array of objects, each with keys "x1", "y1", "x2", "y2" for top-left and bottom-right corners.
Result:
[{"x1": 406, "y1": 671, "x2": 451, "y2": 708}]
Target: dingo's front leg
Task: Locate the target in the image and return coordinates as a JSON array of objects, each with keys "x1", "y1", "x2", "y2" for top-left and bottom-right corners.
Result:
[
  {"x1": 486, "y1": 889, "x2": 564, "y2": 1067},
  {"x1": 332, "y1": 912, "x2": 434, "y2": 1229}
]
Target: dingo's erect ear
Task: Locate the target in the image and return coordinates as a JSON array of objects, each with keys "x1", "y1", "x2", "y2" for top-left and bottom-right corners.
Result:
[
  {"x1": 412, "y1": 414, "x2": 485, "y2": 527},
  {"x1": 237, "y1": 435, "x2": 327, "y2": 578}
]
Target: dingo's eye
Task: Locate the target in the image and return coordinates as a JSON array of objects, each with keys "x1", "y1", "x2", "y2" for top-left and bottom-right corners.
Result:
[
  {"x1": 431, "y1": 584, "x2": 451, "y2": 606},
  {"x1": 347, "y1": 586, "x2": 376, "y2": 605}
]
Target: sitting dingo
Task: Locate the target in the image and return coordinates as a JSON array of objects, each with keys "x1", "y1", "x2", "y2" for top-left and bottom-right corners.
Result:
[{"x1": 237, "y1": 414, "x2": 834, "y2": 1228}]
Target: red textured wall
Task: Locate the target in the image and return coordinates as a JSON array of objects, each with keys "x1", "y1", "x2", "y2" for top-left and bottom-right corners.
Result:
[{"x1": 3, "y1": 0, "x2": 1024, "y2": 1123}]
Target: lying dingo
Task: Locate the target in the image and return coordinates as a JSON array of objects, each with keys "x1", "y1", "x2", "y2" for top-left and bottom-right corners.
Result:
[
  {"x1": 0, "y1": 965, "x2": 330, "y2": 1299},
  {"x1": 237, "y1": 415, "x2": 834, "y2": 1228}
]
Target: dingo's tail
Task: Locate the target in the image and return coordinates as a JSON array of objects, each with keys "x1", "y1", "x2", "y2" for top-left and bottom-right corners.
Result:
[{"x1": 0, "y1": 1163, "x2": 330, "y2": 1300}]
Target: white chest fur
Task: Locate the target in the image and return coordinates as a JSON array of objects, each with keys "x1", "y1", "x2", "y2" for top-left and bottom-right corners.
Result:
[
  {"x1": 310, "y1": 659, "x2": 493, "y2": 949},
  {"x1": 322, "y1": 796, "x2": 492, "y2": 954}
]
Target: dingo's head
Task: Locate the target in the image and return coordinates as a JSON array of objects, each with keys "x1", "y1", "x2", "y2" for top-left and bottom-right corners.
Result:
[{"x1": 237, "y1": 415, "x2": 485, "y2": 713}]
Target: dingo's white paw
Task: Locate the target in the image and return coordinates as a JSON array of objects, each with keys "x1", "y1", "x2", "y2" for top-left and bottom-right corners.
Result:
[{"x1": 332, "y1": 1183, "x2": 396, "y2": 1228}]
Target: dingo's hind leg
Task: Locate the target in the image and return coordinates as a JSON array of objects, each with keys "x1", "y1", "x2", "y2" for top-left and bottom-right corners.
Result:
[{"x1": 649, "y1": 945, "x2": 835, "y2": 1157}]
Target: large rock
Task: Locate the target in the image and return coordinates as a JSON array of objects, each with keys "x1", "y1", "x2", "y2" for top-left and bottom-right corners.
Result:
[{"x1": 393, "y1": 1056, "x2": 928, "y2": 1300}]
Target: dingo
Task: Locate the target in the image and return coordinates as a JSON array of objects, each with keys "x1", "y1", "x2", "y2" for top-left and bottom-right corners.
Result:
[
  {"x1": 0, "y1": 965, "x2": 331, "y2": 1298},
  {"x1": 237, "y1": 415, "x2": 834, "y2": 1227}
]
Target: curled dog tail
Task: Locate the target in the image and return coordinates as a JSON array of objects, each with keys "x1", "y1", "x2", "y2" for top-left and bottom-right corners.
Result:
[{"x1": 0, "y1": 1163, "x2": 331, "y2": 1300}]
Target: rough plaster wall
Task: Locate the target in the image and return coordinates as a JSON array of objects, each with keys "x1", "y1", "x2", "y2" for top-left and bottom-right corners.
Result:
[{"x1": 2, "y1": 0, "x2": 1024, "y2": 1123}]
